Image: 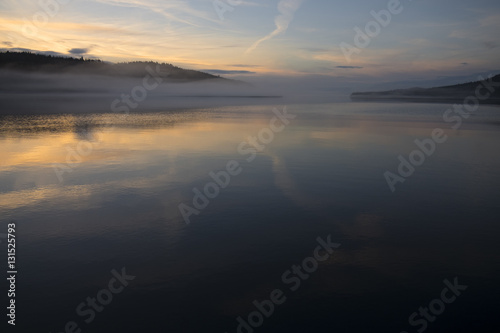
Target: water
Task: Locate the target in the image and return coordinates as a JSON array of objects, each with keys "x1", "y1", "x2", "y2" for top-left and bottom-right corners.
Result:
[{"x1": 1, "y1": 102, "x2": 499, "y2": 332}]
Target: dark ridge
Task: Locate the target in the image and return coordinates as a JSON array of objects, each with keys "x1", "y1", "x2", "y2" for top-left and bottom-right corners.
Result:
[
  {"x1": 351, "y1": 74, "x2": 500, "y2": 104},
  {"x1": 0, "y1": 51, "x2": 224, "y2": 81}
]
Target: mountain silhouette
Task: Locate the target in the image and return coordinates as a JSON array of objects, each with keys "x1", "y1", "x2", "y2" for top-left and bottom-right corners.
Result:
[{"x1": 0, "y1": 51, "x2": 224, "y2": 81}]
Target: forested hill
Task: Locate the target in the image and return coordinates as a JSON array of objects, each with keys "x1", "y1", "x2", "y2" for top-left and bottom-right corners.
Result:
[
  {"x1": 351, "y1": 74, "x2": 500, "y2": 104},
  {"x1": 0, "y1": 51, "x2": 222, "y2": 81}
]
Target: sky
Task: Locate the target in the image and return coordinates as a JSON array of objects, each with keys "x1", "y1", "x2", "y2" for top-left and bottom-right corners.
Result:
[{"x1": 1, "y1": 0, "x2": 499, "y2": 82}]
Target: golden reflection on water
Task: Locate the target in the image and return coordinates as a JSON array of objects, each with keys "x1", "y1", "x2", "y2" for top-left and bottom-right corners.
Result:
[
  {"x1": 2, "y1": 108, "x2": 486, "y2": 171},
  {"x1": 0, "y1": 113, "x2": 259, "y2": 170},
  {"x1": 1, "y1": 105, "x2": 500, "y2": 312},
  {"x1": 0, "y1": 110, "x2": 291, "y2": 214},
  {"x1": 1, "y1": 105, "x2": 499, "y2": 221}
]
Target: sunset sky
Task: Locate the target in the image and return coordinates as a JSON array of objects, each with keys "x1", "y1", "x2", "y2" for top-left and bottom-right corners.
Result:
[{"x1": 1, "y1": 0, "x2": 499, "y2": 80}]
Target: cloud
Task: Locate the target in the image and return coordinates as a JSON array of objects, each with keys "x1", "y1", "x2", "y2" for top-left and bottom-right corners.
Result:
[
  {"x1": 301, "y1": 47, "x2": 329, "y2": 53},
  {"x1": 483, "y1": 41, "x2": 498, "y2": 49},
  {"x1": 68, "y1": 48, "x2": 89, "y2": 55},
  {"x1": 336, "y1": 66, "x2": 363, "y2": 69},
  {"x1": 295, "y1": 27, "x2": 319, "y2": 33},
  {"x1": 230, "y1": 64, "x2": 260, "y2": 68},
  {"x1": 460, "y1": 62, "x2": 468, "y2": 66},
  {"x1": 480, "y1": 14, "x2": 500, "y2": 27},
  {"x1": 202, "y1": 69, "x2": 256, "y2": 75},
  {"x1": 246, "y1": 0, "x2": 303, "y2": 53},
  {"x1": 92, "y1": 0, "x2": 219, "y2": 27},
  {"x1": 0, "y1": 47, "x2": 68, "y2": 57}
]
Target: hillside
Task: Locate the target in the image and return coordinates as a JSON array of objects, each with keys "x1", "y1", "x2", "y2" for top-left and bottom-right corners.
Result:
[
  {"x1": 0, "y1": 51, "x2": 222, "y2": 81},
  {"x1": 351, "y1": 74, "x2": 500, "y2": 104}
]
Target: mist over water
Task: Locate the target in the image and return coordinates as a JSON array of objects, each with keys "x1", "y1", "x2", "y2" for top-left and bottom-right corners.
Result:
[
  {"x1": 0, "y1": 70, "x2": 353, "y2": 115},
  {"x1": 5, "y1": 67, "x2": 498, "y2": 117}
]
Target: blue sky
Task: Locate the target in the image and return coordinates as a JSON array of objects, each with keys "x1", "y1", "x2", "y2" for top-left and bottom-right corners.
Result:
[{"x1": 1, "y1": 0, "x2": 499, "y2": 81}]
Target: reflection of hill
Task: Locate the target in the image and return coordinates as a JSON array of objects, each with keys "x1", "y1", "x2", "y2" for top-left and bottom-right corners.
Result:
[
  {"x1": 351, "y1": 74, "x2": 500, "y2": 104},
  {"x1": 0, "y1": 51, "x2": 222, "y2": 81},
  {"x1": 0, "y1": 112, "x2": 203, "y2": 138}
]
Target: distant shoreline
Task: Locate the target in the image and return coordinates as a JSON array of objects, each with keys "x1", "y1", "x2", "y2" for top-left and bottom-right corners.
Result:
[
  {"x1": 350, "y1": 95, "x2": 500, "y2": 105},
  {"x1": 351, "y1": 74, "x2": 500, "y2": 105}
]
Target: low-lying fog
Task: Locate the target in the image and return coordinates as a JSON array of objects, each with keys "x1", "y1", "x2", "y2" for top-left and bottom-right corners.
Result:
[
  {"x1": 0, "y1": 70, "x2": 352, "y2": 114},
  {"x1": 2, "y1": 69, "x2": 496, "y2": 115}
]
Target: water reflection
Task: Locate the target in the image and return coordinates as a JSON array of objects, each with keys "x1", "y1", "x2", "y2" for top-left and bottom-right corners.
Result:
[{"x1": 1, "y1": 103, "x2": 500, "y2": 332}]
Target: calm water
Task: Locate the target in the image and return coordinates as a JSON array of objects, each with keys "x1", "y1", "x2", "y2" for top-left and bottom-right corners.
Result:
[{"x1": 1, "y1": 102, "x2": 500, "y2": 332}]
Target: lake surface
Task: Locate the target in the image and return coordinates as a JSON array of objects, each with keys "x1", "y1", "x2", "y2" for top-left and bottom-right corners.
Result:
[{"x1": 1, "y1": 102, "x2": 499, "y2": 332}]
